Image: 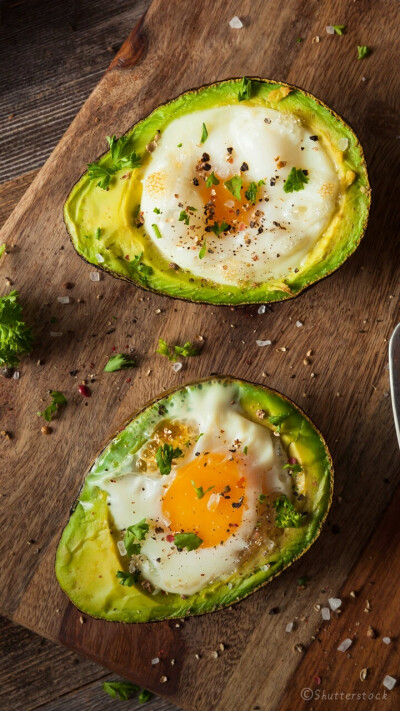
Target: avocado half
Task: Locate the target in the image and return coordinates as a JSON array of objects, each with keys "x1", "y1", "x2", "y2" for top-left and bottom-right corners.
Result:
[
  {"x1": 64, "y1": 77, "x2": 370, "y2": 306},
  {"x1": 55, "y1": 377, "x2": 333, "y2": 622}
]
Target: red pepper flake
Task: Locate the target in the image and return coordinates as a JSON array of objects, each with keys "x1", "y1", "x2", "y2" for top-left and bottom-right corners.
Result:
[
  {"x1": 126, "y1": 378, "x2": 131, "y2": 383},
  {"x1": 112, "y1": 346, "x2": 116, "y2": 351},
  {"x1": 314, "y1": 675, "x2": 322, "y2": 685},
  {"x1": 289, "y1": 457, "x2": 298, "y2": 465},
  {"x1": 125, "y1": 254, "x2": 130, "y2": 261},
  {"x1": 166, "y1": 534, "x2": 174, "y2": 542},
  {"x1": 239, "y1": 222, "x2": 246, "y2": 231},
  {"x1": 78, "y1": 384, "x2": 91, "y2": 397}
]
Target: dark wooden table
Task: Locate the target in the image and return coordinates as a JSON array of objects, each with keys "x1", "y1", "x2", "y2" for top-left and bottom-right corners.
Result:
[{"x1": 1, "y1": 1, "x2": 177, "y2": 709}]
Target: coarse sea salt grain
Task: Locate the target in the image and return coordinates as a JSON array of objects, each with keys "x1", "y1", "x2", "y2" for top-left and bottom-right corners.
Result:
[
  {"x1": 117, "y1": 540, "x2": 127, "y2": 556},
  {"x1": 151, "y1": 657, "x2": 160, "y2": 666},
  {"x1": 382, "y1": 637, "x2": 392, "y2": 645},
  {"x1": 337, "y1": 137, "x2": 349, "y2": 151},
  {"x1": 57, "y1": 296, "x2": 70, "y2": 304},
  {"x1": 172, "y1": 362, "x2": 182, "y2": 372},
  {"x1": 296, "y1": 320, "x2": 303, "y2": 328},
  {"x1": 321, "y1": 607, "x2": 331, "y2": 621},
  {"x1": 383, "y1": 675, "x2": 397, "y2": 690},
  {"x1": 326, "y1": 25, "x2": 335, "y2": 34},
  {"x1": 229, "y1": 16, "x2": 243, "y2": 29},
  {"x1": 337, "y1": 638, "x2": 352, "y2": 652},
  {"x1": 286, "y1": 622, "x2": 294, "y2": 633},
  {"x1": 90, "y1": 271, "x2": 101, "y2": 282},
  {"x1": 256, "y1": 339, "x2": 272, "y2": 347},
  {"x1": 329, "y1": 597, "x2": 342, "y2": 611},
  {"x1": 95, "y1": 253, "x2": 105, "y2": 263},
  {"x1": 258, "y1": 305, "x2": 266, "y2": 314}
]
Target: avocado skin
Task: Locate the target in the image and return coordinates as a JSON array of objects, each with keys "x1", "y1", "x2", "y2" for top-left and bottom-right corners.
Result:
[
  {"x1": 64, "y1": 77, "x2": 370, "y2": 306},
  {"x1": 55, "y1": 376, "x2": 333, "y2": 623}
]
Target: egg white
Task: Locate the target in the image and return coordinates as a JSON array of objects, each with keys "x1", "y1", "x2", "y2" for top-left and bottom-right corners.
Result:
[
  {"x1": 100, "y1": 383, "x2": 292, "y2": 596},
  {"x1": 140, "y1": 105, "x2": 340, "y2": 286}
]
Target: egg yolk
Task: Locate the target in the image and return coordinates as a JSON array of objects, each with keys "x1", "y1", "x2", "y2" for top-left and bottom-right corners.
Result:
[
  {"x1": 162, "y1": 452, "x2": 247, "y2": 548},
  {"x1": 199, "y1": 174, "x2": 255, "y2": 227}
]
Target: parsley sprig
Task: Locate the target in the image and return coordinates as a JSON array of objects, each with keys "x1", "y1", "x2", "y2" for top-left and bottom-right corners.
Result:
[
  {"x1": 130, "y1": 252, "x2": 153, "y2": 285},
  {"x1": 116, "y1": 570, "x2": 139, "y2": 586},
  {"x1": 357, "y1": 45, "x2": 371, "y2": 60},
  {"x1": 156, "y1": 443, "x2": 183, "y2": 475},
  {"x1": 87, "y1": 134, "x2": 141, "y2": 190},
  {"x1": 268, "y1": 413, "x2": 290, "y2": 432},
  {"x1": 124, "y1": 518, "x2": 149, "y2": 555},
  {"x1": 211, "y1": 221, "x2": 229, "y2": 236},
  {"x1": 191, "y1": 481, "x2": 214, "y2": 499},
  {"x1": 200, "y1": 123, "x2": 208, "y2": 143},
  {"x1": 103, "y1": 680, "x2": 152, "y2": 703},
  {"x1": 238, "y1": 76, "x2": 252, "y2": 101},
  {"x1": 0, "y1": 290, "x2": 33, "y2": 368},
  {"x1": 224, "y1": 175, "x2": 242, "y2": 201},
  {"x1": 206, "y1": 172, "x2": 220, "y2": 187},
  {"x1": 37, "y1": 391, "x2": 67, "y2": 422},
  {"x1": 273, "y1": 495, "x2": 305, "y2": 528}
]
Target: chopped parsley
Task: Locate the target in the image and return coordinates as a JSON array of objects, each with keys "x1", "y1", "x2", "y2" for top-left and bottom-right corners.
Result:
[
  {"x1": 258, "y1": 178, "x2": 266, "y2": 186},
  {"x1": 153, "y1": 207, "x2": 161, "y2": 214},
  {"x1": 124, "y1": 518, "x2": 149, "y2": 556},
  {"x1": 0, "y1": 244, "x2": 5, "y2": 258},
  {"x1": 224, "y1": 175, "x2": 242, "y2": 201},
  {"x1": 88, "y1": 134, "x2": 141, "y2": 190},
  {"x1": 259, "y1": 493, "x2": 267, "y2": 504},
  {"x1": 179, "y1": 210, "x2": 190, "y2": 225},
  {"x1": 245, "y1": 181, "x2": 258, "y2": 204},
  {"x1": 0, "y1": 290, "x2": 33, "y2": 368},
  {"x1": 187, "y1": 205, "x2": 197, "y2": 211},
  {"x1": 103, "y1": 681, "x2": 140, "y2": 700},
  {"x1": 243, "y1": 445, "x2": 248, "y2": 455},
  {"x1": 156, "y1": 337, "x2": 199, "y2": 361},
  {"x1": 191, "y1": 480, "x2": 214, "y2": 499},
  {"x1": 174, "y1": 532, "x2": 203, "y2": 551},
  {"x1": 138, "y1": 689, "x2": 153, "y2": 703},
  {"x1": 199, "y1": 241, "x2": 207, "y2": 259},
  {"x1": 211, "y1": 221, "x2": 229, "y2": 236},
  {"x1": 200, "y1": 122, "x2": 208, "y2": 143},
  {"x1": 104, "y1": 353, "x2": 136, "y2": 372},
  {"x1": 37, "y1": 391, "x2": 67, "y2": 422},
  {"x1": 238, "y1": 76, "x2": 252, "y2": 101},
  {"x1": 332, "y1": 24, "x2": 346, "y2": 35},
  {"x1": 177, "y1": 142, "x2": 182, "y2": 147},
  {"x1": 116, "y1": 570, "x2": 139, "y2": 587},
  {"x1": 357, "y1": 45, "x2": 371, "y2": 60},
  {"x1": 152, "y1": 223, "x2": 162, "y2": 239},
  {"x1": 156, "y1": 443, "x2": 183, "y2": 475},
  {"x1": 95, "y1": 227, "x2": 101, "y2": 239},
  {"x1": 283, "y1": 168, "x2": 309, "y2": 193},
  {"x1": 296, "y1": 37, "x2": 303, "y2": 43},
  {"x1": 206, "y1": 172, "x2": 220, "y2": 187},
  {"x1": 268, "y1": 413, "x2": 290, "y2": 432},
  {"x1": 273, "y1": 495, "x2": 304, "y2": 528},
  {"x1": 297, "y1": 575, "x2": 310, "y2": 587}
]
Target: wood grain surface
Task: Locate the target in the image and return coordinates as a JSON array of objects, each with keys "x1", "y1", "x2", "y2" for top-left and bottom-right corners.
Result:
[{"x1": 1, "y1": 1, "x2": 399, "y2": 710}]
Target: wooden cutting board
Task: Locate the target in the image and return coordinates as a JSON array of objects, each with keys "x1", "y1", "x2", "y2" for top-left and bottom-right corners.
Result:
[{"x1": 1, "y1": 1, "x2": 399, "y2": 709}]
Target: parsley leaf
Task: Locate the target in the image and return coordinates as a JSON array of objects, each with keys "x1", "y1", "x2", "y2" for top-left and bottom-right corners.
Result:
[
  {"x1": 283, "y1": 462, "x2": 303, "y2": 474},
  {"x1": 0, "y1": 244, "x2": 5, "y2": 258},
  {"x1": 333, "y1": 24, "x2": 346, "y2": 35},
  {"x1": 273, "y1": 495, "x2": 304, "y2": 528},
  {"x1": 268, "y1": 413, "x2": 290, "y2": 432},
  {"x1": 199, "y1": 241, "x2": 207, "y2": 259},
  {"x1": 87, "y1": 162, "x2": 117, "y2": 190},
  {"x1": 238, "y1": 76, "x2": 252, "y2": 101},
  {"x1": 37, "y1": 391, "x2": 67, "y2": 422},
  {"x1": 174, "y1": 532, "x2": 203, "y2": 551},
  {"x1": 245, "y1": 181, "x2": 258, "y2": 204},
  {"x1": 357, "y1": 45, "x2": 371, "y2": 60},
  {"x1": 258, "y1": 179, "x2": 265, "y2": 186},
  {"x1": 156, "y1": 443, "x2": 183, "y2": 475},
  {"x1": 152, "y1": 223, "x2": 162, "y2": 239},
  {"x1": 179, "y1": 210, "x2": 190, "y2": 225},
  {"x1": 156, "y1": 338, "x2": 199, "y2": 362},
  {"x1": 130, "y1": 252, "x2": 153, "y2": 285},
  {"x1": 191, "y1": 481, "x2": 214, "y2": 499},
  {"x1": 283, "y1": 168, "x2": 309, "y2": 193},
  {"x1": 95, "y1": 227, "x2": 101, "y2": 239},
  {"x1": 104, "y1": 353, "x2": 136, "y2": 372},
  {"x1": 116, "y1": 570, "x2": 139, "y2": 586},
  {"x1": 153, "y1": 207, "x2": 161, "y2": 214},
  {"x1": 224, "y1": 175, "x2": 242, "y2": 201},
  {"x1": 138, "y1": 689, "x2": 153, "y2": 703},
  {"x1": 243, "y1": 445, "x2": 248, "y2": 455},
  {"x1": 259, "y1": 493, "x2": 267, "y2": 503},
  {"x1": 124, "y1": 518, "x2": 149, "y2": 555},
  {"x1": 174, "y1": 341, "x2": 199, "y2": 358},
  {"x1": 211, "y1": 221, "x2": 229, "y2": 236},
  {"x1": 0, "y1": 290, "x2": 33, "y2": 368},
  {"x1": 103, "y1": 681, "x2": 140, "y2": 700},
  {"x1": 206, "y1": 172, "x2": 220, "y2": 187},
  {"x1": 200, "y1": 123, "x2": 208, "y2": 144}
]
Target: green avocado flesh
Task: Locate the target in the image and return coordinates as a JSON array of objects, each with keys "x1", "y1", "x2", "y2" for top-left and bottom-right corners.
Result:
[
  {"x1": 55, "y1": 377, "x2": 333, "y2": 622},
  {"x1": 64, "y1": 78, "x2": 370, "y2": 305}
]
